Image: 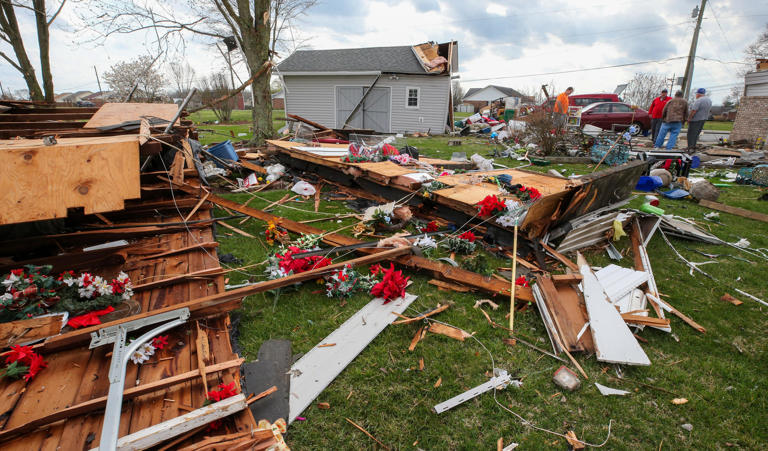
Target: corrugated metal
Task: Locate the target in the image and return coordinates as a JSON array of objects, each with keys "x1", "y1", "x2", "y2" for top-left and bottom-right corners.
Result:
[{"x1": 283, "y1": 74, "x2": 450, "y2": 133}]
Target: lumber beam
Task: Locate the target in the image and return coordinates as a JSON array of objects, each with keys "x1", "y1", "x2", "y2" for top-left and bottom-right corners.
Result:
[
  {"x1": 0, "y1": 359, "x2": 244, "y2": 444},
  {"x1": 699, "y1": 199, "x2": 768, "y2": 223}
]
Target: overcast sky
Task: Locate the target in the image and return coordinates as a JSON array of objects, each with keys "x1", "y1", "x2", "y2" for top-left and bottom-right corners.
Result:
[{"x1": 2, "y1": 0, "x2": 767, "y2": 104}]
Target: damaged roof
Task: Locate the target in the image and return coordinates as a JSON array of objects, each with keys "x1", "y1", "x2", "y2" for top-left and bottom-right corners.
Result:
[{"x1": 278, "y1": 44, "x2": 450, "y2": 75}]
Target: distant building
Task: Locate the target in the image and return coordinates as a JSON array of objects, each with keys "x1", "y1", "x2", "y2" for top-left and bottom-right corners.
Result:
[
  {"x1": 731, "y1": 61, "x2": 768, "y2": 144},
  {"x1": 272, "y1": 89, "x2": 285, "y2": 110},
  {"x1": 462, "y1": 85, "x2": 533, "y2": 113}
]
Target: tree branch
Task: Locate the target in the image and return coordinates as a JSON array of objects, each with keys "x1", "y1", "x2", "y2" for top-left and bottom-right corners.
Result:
[
  {"x1": 189, "y1": 60, "x2": 272, "y2": 113},
  {"x1": 47, "y1": 0, "x2": 66, "y2": 26},
  {"x1": 0, "y1": 48, "x2": 21, "y2": 71}
]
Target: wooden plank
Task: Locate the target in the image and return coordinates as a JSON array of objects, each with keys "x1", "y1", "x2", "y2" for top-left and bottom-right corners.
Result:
[
  {"x1": 536, "y1": 274, "x2": 593, "y2": 353},
  {"x1": 699, "y1": 200, "x2": 768, "y2": 223},
  {"x1": 577, "y1": 253, "x2": 650, "y2": 366},
  {"x1": 392, "y1": 303, "x2": 450, "y2": 325},
  {"x1": 84, "y1": 103, "x2": 179, "y2": 128},
  {"x1": 428, "y1": 279, "x2": 472, "y2": 292},
  {"x1": 0, "y1": 112, "x2": 93, "y2": 122},
  {"x1": 540, "y1": 241, "x2": 579, "y2": 271},
  {"x1": 551, "y1": 274, "x2": 583, "y2": 284},
  {"x1": 0, "y1": 359, "x2": 244, "y2": 444},
  {"x1": 0, "y1": 313, "x2": 65, "y2": 347},
  {"x1": 288, "y1": 294, "x2": 417, "y2": 423},
  {"x1": 286, "y1": 113, "x2": 330, "y2": 131},
  {"x1": 427, "y1": 322, "x2": 471, "y2": 341},
  {"x1": 0, "y1": 135, "x2": 141, "y2": 225},
  {"x1": 91, "y1": 394, "x2": 248, "y2": 451},
  {"x1": 621, "y1": 314, "x2": 671, "y2": 327}
]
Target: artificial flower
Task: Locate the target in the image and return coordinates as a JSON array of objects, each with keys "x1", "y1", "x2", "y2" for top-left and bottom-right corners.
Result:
[
  {"x1": 496, "y1": 215, "x2": 518, "y2": 228},
  {"x1": 413, "y1": 235, "x2": 437, "y2": 249},
  {"x1": 420, "y1": 220, "x2": 438, "y2": 233},
  {"x1": 477, "y1": 195, "x2": 506, "y2": 217},
  {"x1": 370, "y1": 264, "x2": 409, "y2": 303},
  {"x1": 370, "y1": 264, "x2": 383, "y2": 276},
  {"x1": 152, "y1": 335, "x2": 169, "y2": 350},
  {"x1": 67, "y1": 306, "x2": 115, "y2": 329},
  {"x1": 515, "y1": 276, "x2": 529, "y2": 287},
  {"x1": 458, "y1": 230, "x2": 477, "y2": 242},
  {"x1": 5, "y1": 345, "x2": 34, "y2": 366}
]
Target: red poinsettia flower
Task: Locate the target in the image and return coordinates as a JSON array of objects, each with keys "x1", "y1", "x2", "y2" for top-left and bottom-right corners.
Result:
[
  {"x1": 9, "y1": 269, "x2": 24, "y2": 277},
  {"x1": 381, "y1": 143, "x2": 399, "y2": 156},
  {"x1": 420, "y1": 221, "x2": 438, "y2": 233},
  {"x1": 515, "y1": 276, "x2": 529, "y2": 287},
  {"x1": 370, "y1": 264, "x2": 409, "y2": 304},
  {"x1": 276, "y1": 246, "x2": 332, "y2": 275},
  {"x1": 370, "y1": 264, "x2": 383, "y2": 276},
  {"x1": 477, "y1": 195, "x2": 506, "y2": 217},
  {"x1": 152, "y1": 335, "x2": 169, "y2": 350},
  {"x1": 458, "y1": 230, "x2": 477, "y2": 242},
  {"x1": 207, "y1": 381, "x2": 238, "y2": 402},
  {"x1": 23, "y1": 353, "x2": 47, "y2": 382},
  {"x1": 5, "y1": 345, "x2": 35, "y2": 365}
]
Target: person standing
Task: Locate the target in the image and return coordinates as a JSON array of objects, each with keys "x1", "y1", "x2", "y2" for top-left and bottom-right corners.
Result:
[
  {"x1": 687, "y1": 88, "x2": 712, "y2": 150},
  {"x1": 648, "y1": 88, "x2": 670, "y2": 143},
  {"x1": 654, "y1": 90, "x2": 688, "y2": 150},
  {"x1": 553, "y1": 87, "x2": 573, "y2": 128}
]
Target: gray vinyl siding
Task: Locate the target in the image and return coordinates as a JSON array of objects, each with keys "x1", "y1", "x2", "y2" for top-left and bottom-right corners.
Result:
[
  {"x1": 282, "y1": 74, "x2": 450, "y2": 134},
  {"x1": 745, "y1": 70, "x2": 768, "y2": 96}
]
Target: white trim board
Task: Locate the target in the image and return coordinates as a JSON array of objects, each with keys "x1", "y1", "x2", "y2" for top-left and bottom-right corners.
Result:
[
  {"x1": 577, "y1": 254, "x2": 651, "y2": 366},
  {"x1": 288, "y1": 293, "x2": 418, "y2": 422}
]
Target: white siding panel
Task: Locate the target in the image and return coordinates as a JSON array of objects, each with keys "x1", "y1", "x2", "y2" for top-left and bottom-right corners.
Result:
[{"x1": 283, "y1": 74, "x2": 450, "y2": 133}]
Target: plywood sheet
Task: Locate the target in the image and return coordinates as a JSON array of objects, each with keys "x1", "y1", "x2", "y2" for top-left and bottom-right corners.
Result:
[
  {"x1": 84, "y1": 103, "x2": 179, "y2": 129},
  {"x1": 0, "y1": 135, "x2": 140, "y2": 225}
]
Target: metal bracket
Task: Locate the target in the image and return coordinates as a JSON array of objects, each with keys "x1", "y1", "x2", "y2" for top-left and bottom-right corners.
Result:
[
  {"x1": 433, "y1": 368, "x2": 516, "y2": 414},
  {"x1": 89, "y1": 308, "x2": 191, "y2": 349},
  {"x1": 96, "y1": 308, "x2": 190, "y2": 451}
]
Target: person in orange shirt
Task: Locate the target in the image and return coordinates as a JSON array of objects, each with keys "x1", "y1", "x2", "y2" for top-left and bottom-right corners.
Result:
[{"x1": 553, "y1": 87, "x2": 573, "y2": 128}]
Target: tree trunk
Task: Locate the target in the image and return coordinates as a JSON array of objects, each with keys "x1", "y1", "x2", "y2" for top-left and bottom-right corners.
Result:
[
  {"x1": 0, "y1": 1, "x2": 44, "y2": 100},
  {"x1": 238, "y1": 0, "x2": 273, "y2": 145},
  {"x1": 32, "y1": 0, "x2": 54, "y2": 102}
]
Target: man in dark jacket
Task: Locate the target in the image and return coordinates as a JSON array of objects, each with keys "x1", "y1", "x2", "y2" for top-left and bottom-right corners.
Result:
[
  {"x1": 654, "y1": 91, "x2": 688, "y2": 150},
  {"x1": 648, "y1": 88, "x2": 670, "y2": 143}
]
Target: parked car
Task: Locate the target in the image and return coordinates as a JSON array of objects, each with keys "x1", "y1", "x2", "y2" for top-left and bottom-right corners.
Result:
[
  {"x1": 75, "y1": 100, "x2": 95, "y2": 107},
  {"x1": 579, "y1": 102, "x2": 650, "y2": 134},
  {"x1": 539, "y1": 93, "x2": 622, "y2": 111}
]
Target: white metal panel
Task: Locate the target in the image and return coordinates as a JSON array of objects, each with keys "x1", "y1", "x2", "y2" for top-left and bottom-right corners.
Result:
[
  {"x1": 595, "y1": 264, "x2": 649, "y2": 306},
  {"x1": 578, "y1": 254, "x2": 651, "y2": 366},
  {"x1": 288, "y1": 293, "x2": 418, "y2": 422}
]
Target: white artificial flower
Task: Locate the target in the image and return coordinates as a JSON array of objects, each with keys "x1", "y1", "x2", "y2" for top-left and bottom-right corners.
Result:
[
  {"x1": 414, "y1": 235, "x2": 437, "y2": 249},
  {"x1": 496, "y1": 215, "x2": 518, "y2": 228},
  {"x1": 504, "y1": 199, "x2": 522, "y2": 212},
  {"x1": 95, "y1": 278, "x2": 113, "y2": 297},
  {"x1": 1, "y1": 273, "x2": 18, "y2": 289},
  {"x1": 117, "y1": 272, "x2": 130, "y2": 283},
  {"x1": 61, "y1": 277, "x2": 76, "y2": 287},
  {"x1": 0, "y1": 293, "x2": 13, "y2": 302},
  {"x1": 78, "y1": 284, "x2": 96, "y2": 299}
]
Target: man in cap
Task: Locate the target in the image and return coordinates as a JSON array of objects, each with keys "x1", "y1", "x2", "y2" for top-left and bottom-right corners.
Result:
[
  {"x1": 655, "y1": 90, "x2": 688, "y2": 150},
  {"x1": 648, "y1": 88, "x2": 671, "y2": 144},
  {"x1": 687, "y1": 88, "x2": 712, "y2": 151}
]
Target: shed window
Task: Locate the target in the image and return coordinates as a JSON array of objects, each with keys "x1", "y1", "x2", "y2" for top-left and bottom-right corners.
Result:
[{"x1": 406, "y1": 87, "x2": 420, "y2": 108}]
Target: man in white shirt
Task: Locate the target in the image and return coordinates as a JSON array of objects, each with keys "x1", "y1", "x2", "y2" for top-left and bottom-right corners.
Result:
[{"x1": 687, "y1": 88, "x2": 712, "y2": 151}]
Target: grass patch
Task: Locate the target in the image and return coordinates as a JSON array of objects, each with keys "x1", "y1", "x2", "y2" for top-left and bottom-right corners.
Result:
[
  {"x1": 189, "y1": 109, "x2": 286, "y2": 145},
  {"x1": 703, "y1": 121, "x2": 734, "y2": 131},
  {"x1": 215, "y1": 137, "x2": 768, "y2": 449}
]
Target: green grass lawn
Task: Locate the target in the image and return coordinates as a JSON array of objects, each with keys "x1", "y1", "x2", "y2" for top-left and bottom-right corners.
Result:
[
  {"x1": 214, "y1": 136, "x2": 767, "y2": 449},
  {"x1": 188, "y1": 109, "x2": 287, "y2": 145},
  {"x1": 703, "y1": 121, "x2": 734, "y2": 131}
]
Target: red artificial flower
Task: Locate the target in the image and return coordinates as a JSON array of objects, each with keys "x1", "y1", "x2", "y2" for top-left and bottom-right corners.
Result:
[
  {"x1": 477, "y1": 195, "x2": 506, "y2": 217},
  {"x1": 420, "y1": 221, "x2": 438, "y2": 233},
  {"x1": 458, "y1": 230, "x2": 477, "y2": 242},
  {"x1": 370, "y1": 264, "x2": 383, "y2": 276},
  {"x1": 515, "y1": 276, "x2": 529, "y2": 287},
  {"x1": 10, "y1": 269, "x2": 24, "y2": 277},
  {"x1": 207, "y1": 381, "x2": 238, "y2": 402},
  {"x1": 381, "y1": 143, "x2": 399, "y2": 156},
  {"x1": 23, "y1": 353, "x2": 47, "y2": 382},
  {"x1": 370, "y1": 264, "x2": 410, "y2": 304},
  {"x1": 152, "y1": 335, "x2": 169, "y2": 350},
  {"x1": 519, "y1": 186, "x2": 542, "y2": 201},
  {"x1": 276, "y1": 246, "x2": 332, "y2": 275},
  {"x1": 5, "y1": 345, "x2": 35, "y2": 365},
  {"x1": 66, "y1": 306, "x2": 115, "y2": 329}
]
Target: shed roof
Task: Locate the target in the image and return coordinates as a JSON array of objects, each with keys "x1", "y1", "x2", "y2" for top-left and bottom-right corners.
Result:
[{"x1": 278, "y1": 45, "x2": 430, "y2": 74}]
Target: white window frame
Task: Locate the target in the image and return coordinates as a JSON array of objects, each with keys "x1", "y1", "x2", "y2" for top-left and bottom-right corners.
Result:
[{"x1": 405, "y1": 86, "x2": 420, "y2": 109}]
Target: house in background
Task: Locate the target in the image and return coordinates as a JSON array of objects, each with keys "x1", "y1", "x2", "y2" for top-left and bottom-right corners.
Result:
[
  {"x1": 462, "y1": 85, "x2": 532, "y2": 113},
  {"x1": 276, "y1": 41, "x2": 458, "y2": 134},
  {"x1": 731, "y1": 59, "x2": 768, "y2": 144},
  {"x1": 272, "y1": 89, "x2": 285, "y2": 110}
]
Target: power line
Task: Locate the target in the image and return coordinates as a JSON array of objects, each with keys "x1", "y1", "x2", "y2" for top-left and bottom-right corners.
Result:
[
  {"x1": 708, "y1": 0, "x2": 739, "y2": 61},
  {"x1": 460, "y1": 56, "x2": 687, "y2": 83}
]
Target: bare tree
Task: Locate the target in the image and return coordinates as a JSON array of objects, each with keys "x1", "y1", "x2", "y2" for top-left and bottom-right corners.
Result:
[
  {"x1": 77, "y1": 0, "x2": 316, "y2": 144},
  {"x1": 622, "y1": 72, "x2": 669, "y2": 110},
  {"x1": 199, "y1": 72, "x2": 235, "y2": 122},
  {"x1": 168, "y1": 62, "x2": 196, "y2": 98},
  {"x1": 451, "y1": 80, "x2": 463, "y2": 109},
  {"x1": 0, "y1": 0, "x2": 66, "y2": 101},
  {"x1": 103, "y1": 55, "x2": 167, "y2": 102},
  {"x1": 270, "y1": 0, "x2": 316, "y2": 56}
]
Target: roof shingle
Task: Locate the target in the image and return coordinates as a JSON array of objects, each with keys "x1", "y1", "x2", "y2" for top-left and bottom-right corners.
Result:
[{"x1": 277, "y1": 45, "x2": 428, "y2": 74}]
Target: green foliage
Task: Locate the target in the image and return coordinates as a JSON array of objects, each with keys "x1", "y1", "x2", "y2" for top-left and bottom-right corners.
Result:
[{"x1": 0, "y1": 361, "x2": 28, "y2": 380}]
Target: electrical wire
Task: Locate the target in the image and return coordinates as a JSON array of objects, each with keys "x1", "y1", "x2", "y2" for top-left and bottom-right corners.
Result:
[{"x1": 421, "y1": 317, "x2": 613, "y2": 447}]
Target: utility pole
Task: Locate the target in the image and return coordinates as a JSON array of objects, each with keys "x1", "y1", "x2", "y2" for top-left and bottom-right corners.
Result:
[
  {"x1": 681, "y1": 0, "x2": 707, "y2": 99},
  {"x1": 94, "y1": 66, "x2": 103, "y2": 97},
  {"x1": 667, "y1": 73, "x2": 676, "y2": 93}
]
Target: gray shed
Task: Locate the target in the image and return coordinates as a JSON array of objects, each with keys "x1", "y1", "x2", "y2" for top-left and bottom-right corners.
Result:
[{"x1": 276, "y1": 42, "x2": 458, "y2": 134}]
